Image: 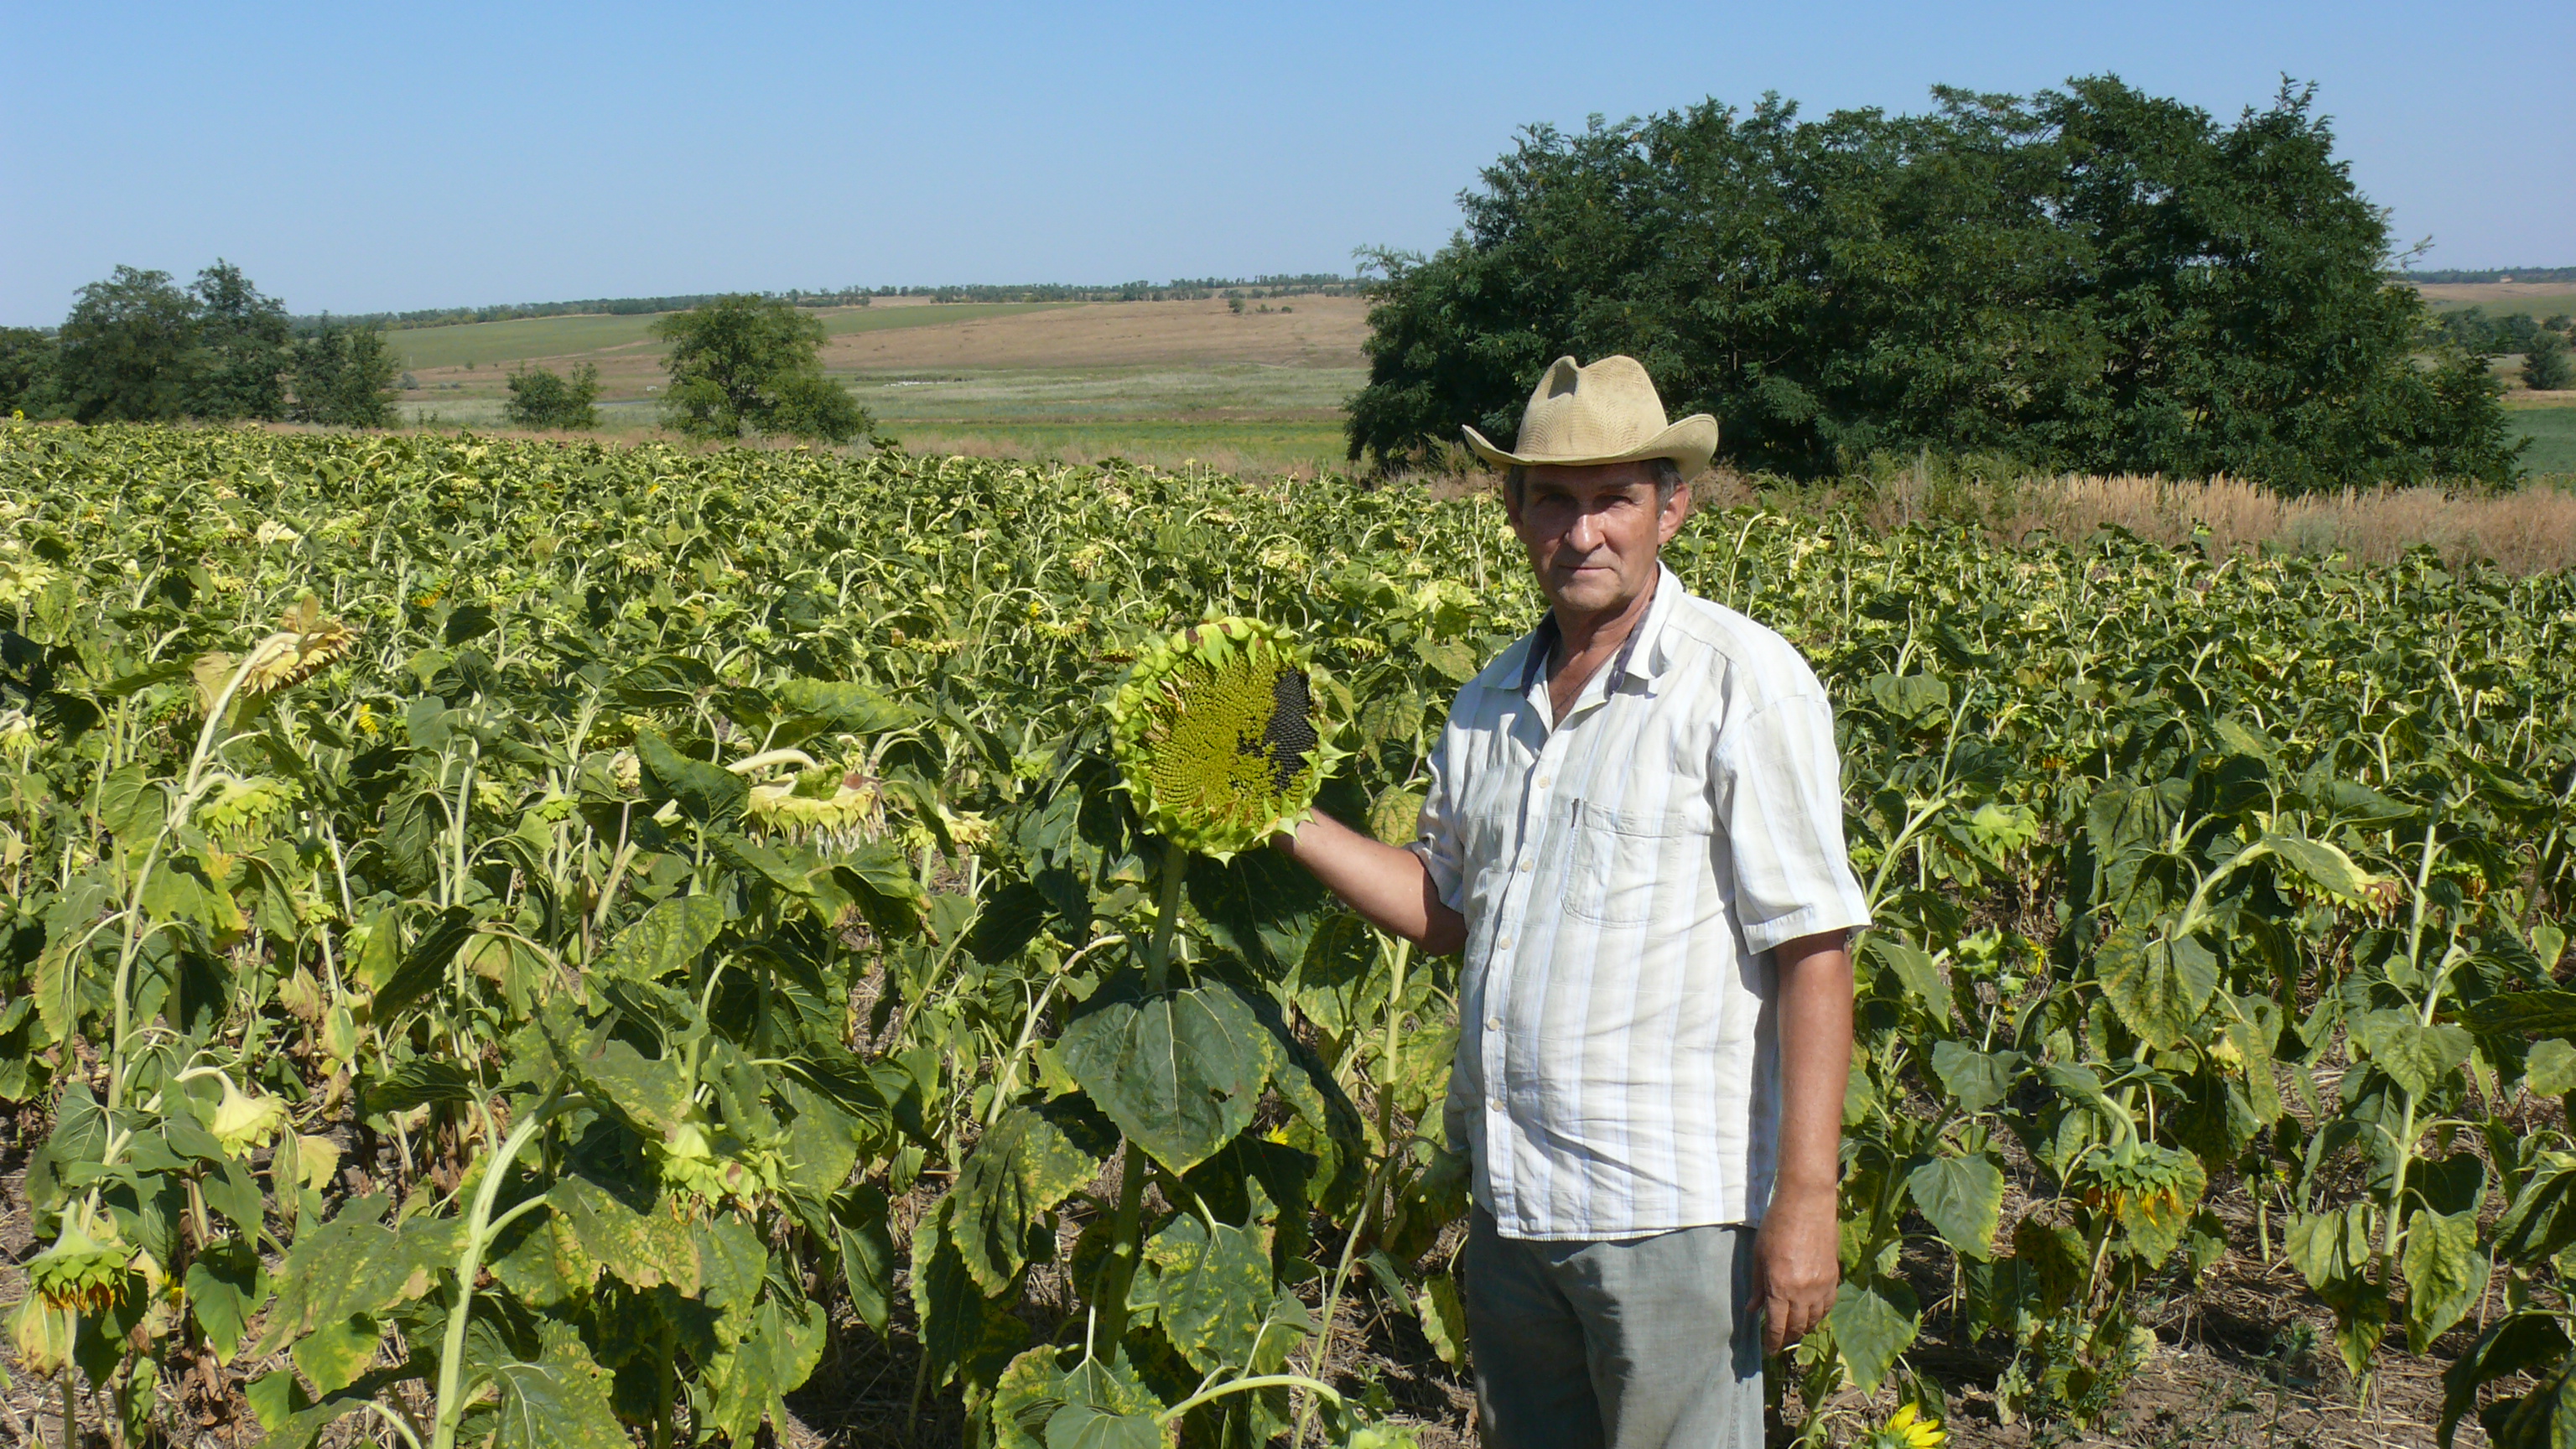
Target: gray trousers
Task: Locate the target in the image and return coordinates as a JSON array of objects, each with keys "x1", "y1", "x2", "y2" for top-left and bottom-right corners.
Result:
[{"x1": 1462, "y1": 1207, "x2": 1763, "y2": 1449}]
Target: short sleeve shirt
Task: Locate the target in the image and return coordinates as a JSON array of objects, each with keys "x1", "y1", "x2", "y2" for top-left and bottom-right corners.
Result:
[{"x1": 1411, "y1": 563, "x2": 1871, "y2": 1239}]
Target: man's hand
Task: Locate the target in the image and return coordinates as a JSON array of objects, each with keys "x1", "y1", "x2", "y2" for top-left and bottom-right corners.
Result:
[
  {"x1": 1750, "y1": 1184, "x2": 1840, "y2": 1353},
  {"x1": 1754, "y1": 929, "x2": 1855, "y2": 1354}
]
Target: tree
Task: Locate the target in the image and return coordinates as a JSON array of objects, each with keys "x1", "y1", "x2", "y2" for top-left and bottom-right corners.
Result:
[
  {"x1": 185, "y1": 260, "x2": 292, "y2": 420},
  {"x1": 2527, "y1": 331, "x2": 2573, "y2": 392},
  {"x1": 503, "y1": 362, "x2": 602, "y2": 428},
  {"x1": 55, "y1": 266, "x2": 199, "y2": 423},
  {"x1": 1348, "y1": 78, "x2": 2519, "y2": 491},
  {"x1": 651, "y1": 295, "x2": 872, "y2": 443},
  {"x1": 0, "y1": 329, "x2": 61, "y2": 418},
  {"x1": 290, "y1": 319, "x2": 400, "y2": 428}
]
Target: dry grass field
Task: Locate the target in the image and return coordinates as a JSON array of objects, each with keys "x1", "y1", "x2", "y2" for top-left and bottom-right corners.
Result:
[{"x1": 2413, "y1": 279, "x2": 2576, "y2": 316}]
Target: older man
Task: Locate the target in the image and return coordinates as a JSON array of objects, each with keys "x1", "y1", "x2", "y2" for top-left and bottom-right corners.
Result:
[{"x1": 1275, "y1": 356, "x2": 1869, "y2": 1448}]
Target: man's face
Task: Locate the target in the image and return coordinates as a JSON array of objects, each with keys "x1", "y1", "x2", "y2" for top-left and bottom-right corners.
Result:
[{"x1": 1505, "y1": 460, "x2": 1691, "y2": 618}]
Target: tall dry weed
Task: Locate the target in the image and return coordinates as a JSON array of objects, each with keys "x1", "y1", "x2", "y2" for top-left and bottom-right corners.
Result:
[{"x1": 1828, "y1": 471, "x2": 2576, "y2": 575}]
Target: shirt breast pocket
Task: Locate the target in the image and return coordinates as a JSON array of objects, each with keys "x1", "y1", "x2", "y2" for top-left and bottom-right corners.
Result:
[{"x1": 1561, "y1": 802, "x2": 1690, "y2": 927}]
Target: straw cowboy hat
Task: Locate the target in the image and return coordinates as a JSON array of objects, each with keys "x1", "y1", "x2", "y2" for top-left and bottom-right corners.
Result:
[{"x1": 1462, "y1": 355, "x2": 1717, "y2": 479}]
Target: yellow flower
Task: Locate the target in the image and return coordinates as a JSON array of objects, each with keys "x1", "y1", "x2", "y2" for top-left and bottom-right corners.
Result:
[
  {"x1": 210, "y1": 1075, "x2": 289, "y2": 1157},
  {"x1": 1863, "y1": 1402, "x2": 1945, "y2": 1449}
]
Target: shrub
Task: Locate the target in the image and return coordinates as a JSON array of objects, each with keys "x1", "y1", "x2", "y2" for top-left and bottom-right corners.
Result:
[
  {"x1": 502, "y1": 362, "x2": 601, "y2": 429},
  {"x1": 2525, "y1": 332, "x2": 2573, "y2": 392}
]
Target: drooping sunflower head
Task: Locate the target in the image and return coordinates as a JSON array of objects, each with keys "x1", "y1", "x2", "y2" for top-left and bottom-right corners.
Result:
[{"x1": 1110, "y1": 617, "x2": 1339, "y2": 860}]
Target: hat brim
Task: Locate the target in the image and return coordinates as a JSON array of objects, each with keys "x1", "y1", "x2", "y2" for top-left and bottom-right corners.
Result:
[{"x1": 1462, "y1": 414, "x2": 1718, "y2": 480}]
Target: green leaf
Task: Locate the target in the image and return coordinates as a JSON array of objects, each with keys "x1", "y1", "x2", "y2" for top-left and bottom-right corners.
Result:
[
  {"x1": 96, "y1": 763, "x2": 164, "y2": 842},
  {"x1": 1060, "y1": 984, "x2": 1270, "y2": 1174},
  {"x1": 1927, "y1": 1041, "x2": 2022, "y2": 1114},
  {"x1": 489, "y1": 1205, "x2": 596, "y2": 1310},
  {"x1": 184, "y1": 1240, "x2": 267, "y2": 1365},
  {"x1": 567, "y1": 1036, "x2": 693, "y2": 1137},
  {"x1": 599, "y1": 893, "x2": 726, "y2": 984},
  {"x1": 1144, "y1": 1213, "x2": 1272, "y2": 1374},
  {"x1": 257, "y1": 1198, "x2": 454, "y2": 1352},
  {"x1": 2494, "y1": 1156, "x2": 2576, "y2": 1266},
  {"x1": 547, "y1": 1177, "x2": 699, "y2": 1294},
  {"x1": 2285, "y1": 1203, "x2": 2376, "y2": 1301},
  {"x1": 1188, "y1": 847, "x2": 1329, "y2": 975},
  {"x1": 2354, "y1": 1009, "x2": 2474, "y2": 1098},
  {"x1": 2094, "y1": 925, "x2": 2218, "y2": 1051},
  {"x1": 771, "y1": 678, "x2": 911, "y2": 735},
  {"x1": 1906, "y1": 1153, "x2": 2005, "y2": 1261},
  {"x1": 1870, "y1": 937, "x2": 1950, "y2": 1024},
  {"x1": 703, "y1": 1296, "x2": 827, "y2": 1448},
  {"x1": 1046, "y1": 1405, "x2": 1161, "y2": 1449},
  {"x1": 2440, "y1": 1314, "x2": 2572, "y2": 1449},
  {"x1": 966, "y1": 883, "x2": 1054, "y2": 967},
  {"x1": 291, "y1": 1314, "x2": 379, "y2": 1396},
  {"x1": 835, "y1": 1187, "x2": 897, "y2": 1339},
  {"x1": 2464, "y1": 990, "x2": 2576, "y2": 1040},
  {"x1": 2402, "y1": 1208, "x2": 2487, "y2": 1355},
  {"x1": 370, "y1": 905, "x2": 476, "y2": 1023},
  {"x1": 1415, "y1": 637, "x2": 1478, "y2": 683},
  {"x1": 635, "y1": 727, "x2": 747, "y2": 825},
  {"x1": 1826, "y1": 1280, "x2": 1918, "y2": 1393},
  {"x1": 2254, "y1": 831, "x2": 2379, "y2": 903},
  {"x1": 490, "y1": 1332, "x2": 631, "y2": 1449},
  {"x1": 2527, "y1": 1039, "x2": 2576, "y2": 1097},
  {"x1": 947, "y1": 1106, "x2": 1109, "y2": 1296},
  {"x1": 910, "y1": 1197, "x2": 1021, "y2": 1389},
  {"x1": 364, "y1": 1057, "x2": 477, "y2": 1117},
  {"x1": 826, "y1": 847, "x2": 930, "y2": 941},
  {"x1": 1415, "y1": 1272, "x2": 1469, "y2": 1369}
]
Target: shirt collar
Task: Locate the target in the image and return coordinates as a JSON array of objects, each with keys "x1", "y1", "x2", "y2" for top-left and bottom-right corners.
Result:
[{"x1": 1514, "y1": 561, "x2": 1681, "y2": 698}]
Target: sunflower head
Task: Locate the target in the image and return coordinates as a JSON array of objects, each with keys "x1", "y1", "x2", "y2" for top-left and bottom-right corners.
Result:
[
  {"x1": 191, "y1": 593, "x2": 356, "y2": 715},
  {"x1": 1109, "y1": 617, "x2": 1341, "y2": 860},
  {"x1": 27, "y1": 1213, "x2": 132, "y2": 1313}
]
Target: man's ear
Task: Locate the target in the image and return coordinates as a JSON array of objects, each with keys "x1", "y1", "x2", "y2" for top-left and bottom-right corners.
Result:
[{"x1": 1657, "y1": 478, "x2": 1695, "y2": 543}]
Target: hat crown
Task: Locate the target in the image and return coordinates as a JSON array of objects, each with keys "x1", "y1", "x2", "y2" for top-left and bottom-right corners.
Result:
[{"x1": 1512, "y1": 356, "x2": 1670, "y2": 460}]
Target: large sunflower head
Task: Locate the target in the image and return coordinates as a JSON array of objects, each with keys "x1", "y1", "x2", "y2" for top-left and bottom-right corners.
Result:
[{"x1": 1110, "y1": 617, "x2": 1339, "y2": 860}]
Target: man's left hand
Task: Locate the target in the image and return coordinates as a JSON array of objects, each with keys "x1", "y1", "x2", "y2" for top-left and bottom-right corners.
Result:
[{"x1": 1749, "y1": 1184, "x2": 1840, "y2": 1355}]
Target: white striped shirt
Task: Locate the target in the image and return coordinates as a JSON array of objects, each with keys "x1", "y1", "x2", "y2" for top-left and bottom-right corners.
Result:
[{"x1": 1414, "y1": 563, "x2": 1871, "y2": 1239}]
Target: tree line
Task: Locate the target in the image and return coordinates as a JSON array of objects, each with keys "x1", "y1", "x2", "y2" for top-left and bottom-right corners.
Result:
[
  {"x1": 2433, "y1": 308, "x2": 2575, "y2": 390},
  {"x1": 0, "y1": 267, "x2": 885, "y2": 444},
  {"x1": 1347, "y1": 77, "x2": 2527, "y2": 491},
  {"x1": 1, "y1": 263, "x2": 399, "y2": 427}
]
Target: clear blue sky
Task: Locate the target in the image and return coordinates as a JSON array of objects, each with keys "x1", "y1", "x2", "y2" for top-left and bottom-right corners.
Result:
[{"x1": 3, "y1": 1, "x2": 2569, "y2": 326}]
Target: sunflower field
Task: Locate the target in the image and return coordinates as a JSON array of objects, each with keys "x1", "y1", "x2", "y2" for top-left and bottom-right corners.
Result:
[{"x1": 2, "y1": 420, "x2": 2573, "y2": 1449}]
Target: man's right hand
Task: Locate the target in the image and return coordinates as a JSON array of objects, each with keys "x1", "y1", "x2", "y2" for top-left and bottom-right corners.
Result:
[{"x1": 1273, "y1": 813, "x2": 1466, "y2": 955}]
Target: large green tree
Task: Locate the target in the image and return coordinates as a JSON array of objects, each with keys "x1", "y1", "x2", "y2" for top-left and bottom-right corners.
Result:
[
  {"x1": 185, "y1": 260, "x2": 293, "y2": 420},
  {"x1": 0, "y1": 329, "x2": 60, "y2": 417},
  {"x1": 290, "y1": 318, "x2": 400, "y2": 428},
  {"x1": 1347, "y1": 78, "x2": 2519, "y2": 491},
  {"x1": 55, "y1": 266, "x2": 200, "y2": 423},
  {"x1": 652, "y1": 295, "x2": 872, "y2": 443}
]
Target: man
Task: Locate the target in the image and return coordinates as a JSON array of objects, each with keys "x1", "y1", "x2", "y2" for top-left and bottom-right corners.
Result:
[{"x1": 1275, "y1": 356, "x2": 1869, "y2": 1447}]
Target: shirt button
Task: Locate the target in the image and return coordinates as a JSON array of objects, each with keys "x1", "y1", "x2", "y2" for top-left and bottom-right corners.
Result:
[
  {"x1": 1497, "y1": 935, "x2": 1513, "y2": 950},
  {"x1": 1486, "y1": 1016, "x2": 1502, "y2": 1031},
  {"x1": 1535, "y1": 776, "x2": 1552, "y2": 789},
  {"x1": 1488, "y1": 1098, "x2": 1503, "y2": 1111}
]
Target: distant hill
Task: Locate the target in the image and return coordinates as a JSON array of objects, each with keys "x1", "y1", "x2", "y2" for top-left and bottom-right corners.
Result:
[{"x1": 297, "y1": 276, "x2": 1363, "y2": 334}]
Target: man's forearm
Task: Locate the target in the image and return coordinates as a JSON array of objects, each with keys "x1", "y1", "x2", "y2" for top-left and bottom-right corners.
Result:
[
  {"x1": 1274, "y1": 812, "x2": 1467, "y2": 955},
  {"x1": 1773, "y1": 932, "x2": 1854, "y2": 1199}
]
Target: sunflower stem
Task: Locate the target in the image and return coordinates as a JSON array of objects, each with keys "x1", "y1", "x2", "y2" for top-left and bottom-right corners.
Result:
[{"x1": 1145, "y1": 842, "x2": 1187, "y2": 994}]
